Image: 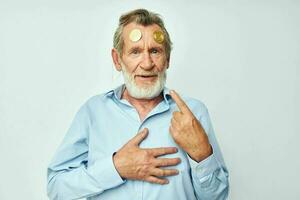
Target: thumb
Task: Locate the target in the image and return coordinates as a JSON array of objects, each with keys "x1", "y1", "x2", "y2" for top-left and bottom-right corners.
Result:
[{"x1": 131, "y1": 128, "x2": 149, "y2": 146}]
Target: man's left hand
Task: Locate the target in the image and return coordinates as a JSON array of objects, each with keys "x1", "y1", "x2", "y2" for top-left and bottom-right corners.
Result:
[{"x1": 169, "y1": 90, "x2": 213, "y2": 162}]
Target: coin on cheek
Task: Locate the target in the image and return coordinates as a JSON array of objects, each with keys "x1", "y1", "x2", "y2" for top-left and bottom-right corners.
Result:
[{"x1": 129, "y1": 29, "x2": 142, "y2": 42}]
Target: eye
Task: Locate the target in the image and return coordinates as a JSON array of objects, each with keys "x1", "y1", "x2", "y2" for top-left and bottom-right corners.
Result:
[
  {"x1": 130, "y1": 48, "x2": 140, "y2": 55},
  {"x1": 150, "y1": 49, "x2": 158, "y2": 54},
  {"x1": 150, "y1": 48, "x2": 160, "y2": 54}
]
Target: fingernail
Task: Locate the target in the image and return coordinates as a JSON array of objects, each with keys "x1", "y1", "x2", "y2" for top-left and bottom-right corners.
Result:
[{"x1": 143, "y1": 128, "x2": 148, "y2": 133}]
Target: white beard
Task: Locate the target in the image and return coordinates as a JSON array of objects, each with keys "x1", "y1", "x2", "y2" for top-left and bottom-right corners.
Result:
[{"x1": 120, "y1": 62, "x2": 167, "y2": 99}]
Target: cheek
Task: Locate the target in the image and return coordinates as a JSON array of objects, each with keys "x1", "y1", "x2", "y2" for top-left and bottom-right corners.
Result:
[
  {"x1": 122, "y1": 58, "x2": 140, "y2": 73},
  {"x1": 154, "y1": 58, "x2": 168, "y2": 71}
]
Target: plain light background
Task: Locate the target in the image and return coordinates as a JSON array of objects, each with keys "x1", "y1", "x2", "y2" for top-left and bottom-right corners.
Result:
[{"x1": 0, "y1": 0, "x2": 299, "y2": 199}]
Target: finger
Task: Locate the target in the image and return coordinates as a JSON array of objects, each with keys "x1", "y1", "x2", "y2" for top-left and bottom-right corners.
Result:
[
  {"x1": 169, "y1": 125, "x2": 176, "y2": 137},
  {"x1": 145, "y1": 176, "x2": 169, "y2": 185},
  {"x1": 155, "y1": 157, "x2": 181, "y2": 167},
  {"x1": 130, "y1": 128, "x2": 149, "y2": 146},
  {"x1": 151, "y1": 168, "x2": 179, "y2": 177},
  {"x1": 171, "y1": 118, "x2": 180, "y2": 128},
  {"x1": 172, "y1": 111, "x2": 182, "y2": 122},
  {"x1": 170, "y1": 90, "x2": 192, "y2": 114},
  {"x1": 170, "y1": 119, "x2": 181, "y2": 132},
  {"x1": 148, "y1": 147, "x2": 178, "y2": 157},
  {"x1": 171, "y1": 117, "x2": 176, "y2": 125}
]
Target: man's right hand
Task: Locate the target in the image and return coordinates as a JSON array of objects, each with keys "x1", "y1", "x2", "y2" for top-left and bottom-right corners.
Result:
[{"x1": 113, "y1": 128, "x2": 181, "y2": 185}]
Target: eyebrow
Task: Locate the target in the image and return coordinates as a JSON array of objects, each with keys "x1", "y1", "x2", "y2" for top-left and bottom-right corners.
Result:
[
  {"x1": 149, "y1": 47, "x2": 163, "y2": 51},
  {"x1": 127, "y1": 46, "x2": 164, "y2": 52},
  {"x1": 128, "y1": 46, "x2": 142, "y2": 52}
]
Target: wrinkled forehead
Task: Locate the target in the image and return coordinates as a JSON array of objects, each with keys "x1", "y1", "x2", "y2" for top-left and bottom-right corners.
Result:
[{"x1": 122, "y1": 22, "x2": 165, "y2": 49}]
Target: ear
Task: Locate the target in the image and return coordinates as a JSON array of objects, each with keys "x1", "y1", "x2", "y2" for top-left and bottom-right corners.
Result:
[
  {"x1": 111, "y1": 48, "x2": 122, "y2": 71},
  {"x1": 166, "y1": 57, "x2": 170, "y2": 69}
]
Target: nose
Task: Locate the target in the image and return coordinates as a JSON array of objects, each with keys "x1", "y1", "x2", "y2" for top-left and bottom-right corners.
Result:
[{"x1": 140, "y1": 52, "x2": 154, "y2": 70}]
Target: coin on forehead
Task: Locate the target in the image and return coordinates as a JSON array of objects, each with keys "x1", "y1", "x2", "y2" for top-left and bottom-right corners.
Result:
[
  {"x1": 129, "y1": 29, "x2": 142, "y2": 42},
  {"x1": 153, "y1": 30, "x2": 164, "y2": 44}
]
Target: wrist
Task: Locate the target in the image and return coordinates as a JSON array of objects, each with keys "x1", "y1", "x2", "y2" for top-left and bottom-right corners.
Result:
[
  {"x1": 189, "y1": 144, "x2": 213, "y2": 162},
  {"x1": 112, "y1": 152, "x2": 125, "y2": 180}
]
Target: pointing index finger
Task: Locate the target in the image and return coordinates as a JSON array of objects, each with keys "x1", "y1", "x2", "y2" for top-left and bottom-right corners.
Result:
[{"x1": 170, "y1": 90, "x2": 192, "y2": 114}]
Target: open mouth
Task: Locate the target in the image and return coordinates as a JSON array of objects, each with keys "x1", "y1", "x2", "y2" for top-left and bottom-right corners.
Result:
[
  {"x1": 135, "y1": 75, "x2": 158, "y2": 82},
  {"x1": 138, "y1": 75, "x2": 156, "y2": 77},
  {"x1": 135, "y1": 74, "x2": 157, "y2": 78}
]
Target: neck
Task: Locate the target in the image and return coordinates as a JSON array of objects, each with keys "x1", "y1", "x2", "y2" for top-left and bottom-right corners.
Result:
[{"x1": 121, "y1": 88, "x2": 164, "y2": 121}]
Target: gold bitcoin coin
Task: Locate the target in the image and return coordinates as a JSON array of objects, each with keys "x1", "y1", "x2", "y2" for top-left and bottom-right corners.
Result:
[{"x1": 153, "y1": 30, "x2": 164, "y2": 44}]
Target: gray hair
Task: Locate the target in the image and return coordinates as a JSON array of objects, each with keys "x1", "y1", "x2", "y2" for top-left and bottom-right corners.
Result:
[{"x1": 113, "y1": 8, "x2": 172, "y2": 60}]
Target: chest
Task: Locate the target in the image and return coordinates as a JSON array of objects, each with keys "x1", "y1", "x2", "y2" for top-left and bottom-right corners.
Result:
[{"x1": 87, "y1": 104, "x2": 191, "y2": 171}]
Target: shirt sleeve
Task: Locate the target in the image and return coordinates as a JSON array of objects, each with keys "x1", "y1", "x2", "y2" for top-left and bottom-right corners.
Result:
[
  {"x1": 188, "y1": 104, "x2": 229, "y2": 200},
  {"x1": 47, "y1": 103, "x2": 125, "y2": 200}
]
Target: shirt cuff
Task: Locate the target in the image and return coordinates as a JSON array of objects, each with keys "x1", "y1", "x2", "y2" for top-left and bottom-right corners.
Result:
[
  {"x1": 188, "y1": 153, "x2": 220, "y2": 180},
  {"x1": 88, "y1": 154, "x2": 125, "y2": 190}
]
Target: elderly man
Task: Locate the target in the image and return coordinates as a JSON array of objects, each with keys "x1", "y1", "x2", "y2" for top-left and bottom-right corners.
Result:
[{"x1": 47, "y1": 8, "x2": 229, "y2": 200}]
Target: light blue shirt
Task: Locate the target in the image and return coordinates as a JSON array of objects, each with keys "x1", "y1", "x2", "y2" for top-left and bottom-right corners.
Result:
[{"x1": 47, "y1": 84, "x2": 229, "y2": 200}]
